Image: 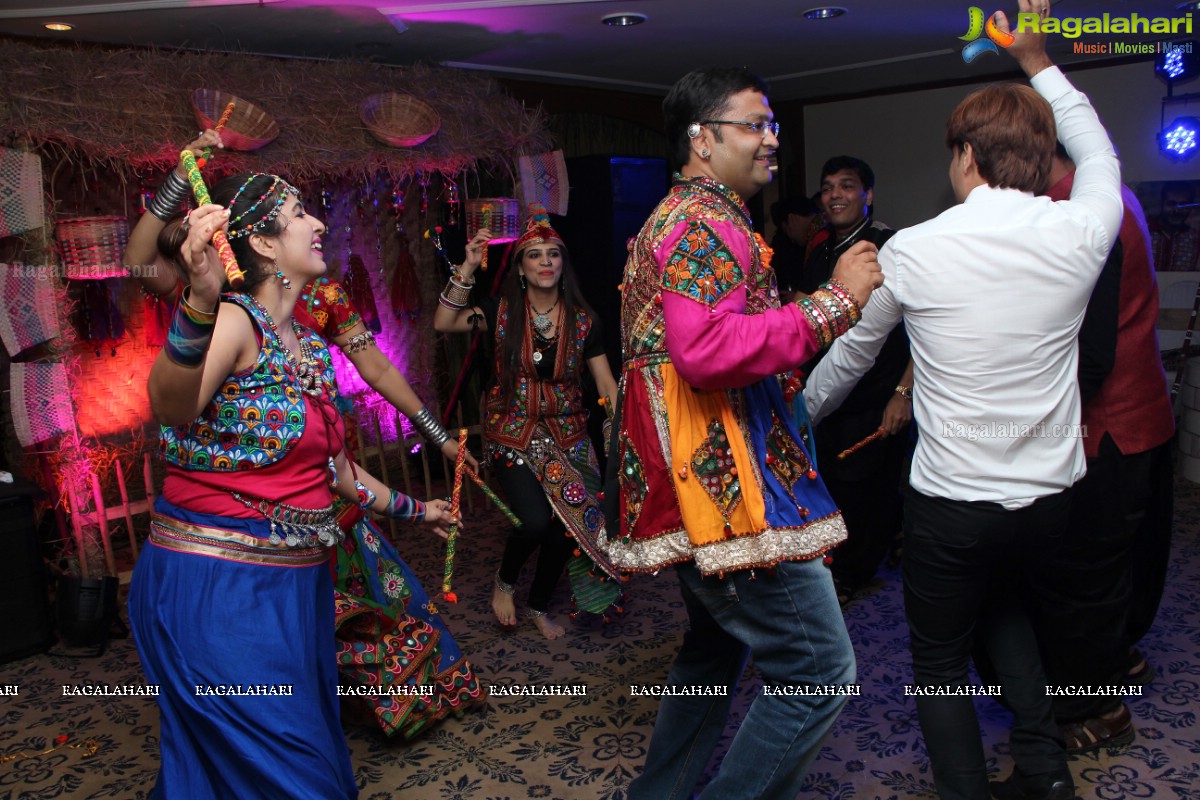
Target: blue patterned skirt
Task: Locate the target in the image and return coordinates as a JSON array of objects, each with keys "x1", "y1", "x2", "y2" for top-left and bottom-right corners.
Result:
[{"x1": 128, "y1": 496, "x2": 357, "y2": 799}]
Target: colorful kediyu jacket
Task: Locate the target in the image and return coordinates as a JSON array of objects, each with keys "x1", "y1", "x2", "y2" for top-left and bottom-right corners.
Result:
[{"x1": 605, "y1": 174, "x2": 847, "y2": 577}]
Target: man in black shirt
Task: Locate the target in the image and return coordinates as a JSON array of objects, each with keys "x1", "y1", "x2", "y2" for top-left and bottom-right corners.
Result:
[{"x1": 799, "y1": 156, "x2": 912, "y2": 601}]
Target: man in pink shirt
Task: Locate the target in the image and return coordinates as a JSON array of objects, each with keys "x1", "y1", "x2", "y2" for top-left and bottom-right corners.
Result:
[{"x1": 606, "y1": 66, "x2": 882, "y2": 800}]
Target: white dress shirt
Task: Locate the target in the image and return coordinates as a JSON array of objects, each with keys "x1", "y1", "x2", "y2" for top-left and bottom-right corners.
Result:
[{"x1": 805, "y1": 66, "x2": 1123, "y2": 509}]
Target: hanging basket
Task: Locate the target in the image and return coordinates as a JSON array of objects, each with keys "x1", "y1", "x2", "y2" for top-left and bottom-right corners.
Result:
[
  {"x1": 465, "y1": 198, "x2": 521, "y2": 243},
  {"x1": 192, "y1": 89, "x2": 280, "y2": 151},
  {"x1": 360, "y1": 93, "x2": 441, "y2": 148},
  {"x1": 55, "y1": 216, "x2": 130, "y2": 279}
]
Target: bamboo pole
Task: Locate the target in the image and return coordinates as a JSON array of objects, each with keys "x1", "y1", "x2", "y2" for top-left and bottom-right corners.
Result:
[
  {"x1": 65, "y1": 478, "x2": 90, "y2": 580},
  {"x1": 90, "y1": 472, "x2": 117, "y2": 577},
  {"x1": 113, "y1": 458, "x2": 138, "y2": 560}
]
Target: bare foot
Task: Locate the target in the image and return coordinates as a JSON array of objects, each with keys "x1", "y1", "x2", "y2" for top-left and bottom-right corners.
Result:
[
  {"x1": 492, "y1": 585, "x2": 517, "y2": 627},
  {"x1": 530, "y1": 612, "x2": 565, "y2": 640}
]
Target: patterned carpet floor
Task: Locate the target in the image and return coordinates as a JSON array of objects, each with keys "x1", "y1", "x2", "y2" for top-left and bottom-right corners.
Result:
[{"x1": 2, "y1": 477, "x2": 1199, "y2": 800}]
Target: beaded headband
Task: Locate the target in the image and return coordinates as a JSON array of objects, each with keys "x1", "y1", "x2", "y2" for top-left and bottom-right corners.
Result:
[{"x1": 226, "y1": 173, "x2": 299, "y2": 241}]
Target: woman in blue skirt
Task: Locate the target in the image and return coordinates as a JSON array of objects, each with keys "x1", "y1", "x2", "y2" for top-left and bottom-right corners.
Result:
[{"x1": 130, "y1": 172, "x2": 455, "y2": 799}]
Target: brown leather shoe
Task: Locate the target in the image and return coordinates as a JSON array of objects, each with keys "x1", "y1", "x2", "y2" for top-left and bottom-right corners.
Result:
[{"x1": 1060, "y1": 703, "x2": 1135, "y2": 754}]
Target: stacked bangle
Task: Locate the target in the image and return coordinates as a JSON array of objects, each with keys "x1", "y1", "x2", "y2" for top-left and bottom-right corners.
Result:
[
  {"x1": 796, "y1": 281, "x2": 863, "y2": 349},
  {"x1": 164, "y1": 288, "x2": 217, "y2": 367},
  {"x1": 410, "y1": 407, "x2": 451, "y2": 449},
  {"x1": 438, "y1": 270, "x2": 475, "y2": 310},
  {"x1": 147, "y1": 170, "x2": 192, "y2": 222},
  {"x1": 824, "y1": 279, "x2": 863, "y2": 321}
]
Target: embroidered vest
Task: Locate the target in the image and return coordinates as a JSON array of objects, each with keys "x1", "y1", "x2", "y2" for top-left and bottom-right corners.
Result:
[
  {"x1": 160, "y1": 293, "x2": 339, "y2": 471},
  {"x1": 483, "y1": 297, "x2": 592, "y2": 451}
]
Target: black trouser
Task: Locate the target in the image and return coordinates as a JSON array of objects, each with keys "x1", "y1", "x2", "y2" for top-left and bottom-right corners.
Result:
[
  {"x1": 494, "y1": 458, "x2": 574, "y2": 613},
  {"x1": 1036, "y1": 435, "x2": 1173, "y2": 721},
  {"x1": 1127, "y1": 438, "x2": 1174, "y2": 646},
  {"x1": 819, "y1": 434, "x2": 906, "y2": 592},
  {"x1": 904, "y1": 487, "x2": 1071, "y2": 800}
]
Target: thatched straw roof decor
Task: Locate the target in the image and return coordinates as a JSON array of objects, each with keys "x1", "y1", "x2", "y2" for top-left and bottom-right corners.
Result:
[{"x1": 0, "y1": 38, "x2": 551, "y2": 182}]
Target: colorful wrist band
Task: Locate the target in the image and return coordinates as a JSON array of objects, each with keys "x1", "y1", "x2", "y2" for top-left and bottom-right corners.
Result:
[
  {"x1": 386, "y1": 489, "x2": 426, "y2": 522},
  {"x1": 164, "y1": 290, "x2": 217, "y2": 367}
]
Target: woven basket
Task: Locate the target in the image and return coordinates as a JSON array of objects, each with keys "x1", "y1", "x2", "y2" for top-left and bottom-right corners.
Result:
[
  {"x1": 192, "y1": 89, "x2": 280, "y2": 151},
  {"x1": 360, "y1": 93, "x2": 440, "y2": 148},
  {"x1": 56, "y1": 216, "x2": 130, "y2": 279}
]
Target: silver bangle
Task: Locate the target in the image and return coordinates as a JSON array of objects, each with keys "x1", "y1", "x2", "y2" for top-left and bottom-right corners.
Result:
[
  {"x1": 147, "y1": 170, "x2": 192, "y2": 221},
  {"x1": 411, "y1": 407, "x2": 451, "y2": 448}
]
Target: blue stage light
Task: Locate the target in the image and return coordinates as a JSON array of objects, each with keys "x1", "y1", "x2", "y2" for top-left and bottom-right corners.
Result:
[
  {"x1": 1156, "y1": 41, "x2": 1200, "y2": 85},
  {"x1": 1159, "y1": 117, "x2": 1200, "y2": 160}
]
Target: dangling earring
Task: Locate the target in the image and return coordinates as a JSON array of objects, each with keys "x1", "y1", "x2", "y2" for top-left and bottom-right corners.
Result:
[
  {"x1": 519, "y1": 274, "x2": 526, "y2": 290},
  {"x1": 274, "y1": 261, "x2": 292, "y2": 290}
]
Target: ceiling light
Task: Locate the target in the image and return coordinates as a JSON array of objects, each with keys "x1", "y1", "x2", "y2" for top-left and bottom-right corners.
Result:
[
  {"x1": 602, "y1": 13, "x2": 646, "y2": 26},
  {"x1": 803, "y1": 7, "x2": 847, "y2": 20},
  {"x1": 0, "y1": 0, "x2": 284, "y2": 19},
  {"x1": 44, "y1": 21, "x2": 73, "y2": 31}
]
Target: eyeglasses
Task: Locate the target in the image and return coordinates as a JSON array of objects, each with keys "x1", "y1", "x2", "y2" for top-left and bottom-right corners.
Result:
[{"x1": 700, "y1": 119, "x2": 781, "y2": 138}]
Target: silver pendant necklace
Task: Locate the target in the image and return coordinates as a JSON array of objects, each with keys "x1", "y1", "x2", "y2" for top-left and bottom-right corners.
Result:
[{"x1": 528, "y1": 297, "x2": 558, "y2": 338}]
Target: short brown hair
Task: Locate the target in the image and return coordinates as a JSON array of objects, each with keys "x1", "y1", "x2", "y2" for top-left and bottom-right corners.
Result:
[{"x1": 945, "y1": 83, "x2": 1056, "y2": 194}]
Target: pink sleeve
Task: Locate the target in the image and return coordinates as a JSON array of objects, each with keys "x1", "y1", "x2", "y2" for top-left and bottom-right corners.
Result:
[{"x1": 654, "y1": 219, "x2": 820, "y2": 391}]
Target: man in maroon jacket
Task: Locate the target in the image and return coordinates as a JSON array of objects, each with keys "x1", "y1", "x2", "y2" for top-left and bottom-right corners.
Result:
[{"x1": 1033, "y1": 146, "x2": 1176, "y2": 753}]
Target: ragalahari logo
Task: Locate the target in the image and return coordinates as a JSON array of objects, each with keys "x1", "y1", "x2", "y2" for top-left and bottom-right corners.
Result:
[{"x1": 959, "y1": 7, "x2": 1014, "y2": 63}]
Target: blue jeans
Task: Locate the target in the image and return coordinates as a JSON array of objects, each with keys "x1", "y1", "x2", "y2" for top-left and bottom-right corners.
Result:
[{"x1": 629, "y1": 557, "x2": 855, "y2": 800}]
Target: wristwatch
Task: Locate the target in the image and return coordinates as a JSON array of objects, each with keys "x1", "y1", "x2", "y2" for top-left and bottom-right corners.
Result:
[{"x1": 894, "y1": 385, "x2": 913, "y2": 400}]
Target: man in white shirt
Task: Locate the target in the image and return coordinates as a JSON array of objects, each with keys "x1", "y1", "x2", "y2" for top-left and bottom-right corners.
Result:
[{"x1": 803, "y1": 3, "x2": 1123, "y2": 799}]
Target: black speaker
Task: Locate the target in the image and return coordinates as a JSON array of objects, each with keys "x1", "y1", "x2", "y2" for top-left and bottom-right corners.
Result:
[
  {"x1": 559, "y1": 155, "x2": 668, "y2": 373},
  {"x1": 56, "y1": 576, "x2": 119, "y2": 651},
  {"x1": 0, "y1": 493, "x2": 55, "y2": 663}
]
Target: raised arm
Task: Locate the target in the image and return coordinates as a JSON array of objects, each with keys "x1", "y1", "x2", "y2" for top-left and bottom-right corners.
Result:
[
  {"x1": 996, "y1": 0, "x2": 1122, "y2": 248},
  {"x1": 432, "y1": 228, "x2": 493, "y2": 333},
  {"x1": 147, "y1": 203, "x2": 257, "y2": 426},
  {"x1": 126, "y1": 130, "x2": 223, "y2": 298}
]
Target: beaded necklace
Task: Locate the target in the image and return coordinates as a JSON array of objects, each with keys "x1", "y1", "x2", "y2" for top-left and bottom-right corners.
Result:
[{"x1": 243, "y1": 294, "x2": 323, "y2": 398}]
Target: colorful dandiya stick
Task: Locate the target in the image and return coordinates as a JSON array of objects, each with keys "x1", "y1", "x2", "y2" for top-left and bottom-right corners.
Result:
[
  {"x1": 479, "y1": 205, "x2": 492, "y2": 270},
  {"x1": 179, "y1": 149, "x2": 245, "y2": 288},
  {"x1": 441, "y1": 427, "x2": 469, "y2": 602},
  {"x1": 463, "y1": 466, "x2": 522, "y2": 527},
  {"x1": 196, "y1": 101, "x2": 235, "y2": 168},
  {"x1": 837, "y1": 427, "x2": 887, "y2": 460}
]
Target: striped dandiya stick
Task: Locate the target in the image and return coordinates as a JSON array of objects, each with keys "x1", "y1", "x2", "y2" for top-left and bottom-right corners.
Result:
[
  {"x1": 441, "y1": 427, "x2": 469, "y2": 602},
  {"x1": 179, "y1": 149, "x2": 245, "y2": 288},
  {"x1": 196, "y1": 101, "x2": 235, "y2": 168},
  {"x1": 837, "y1": 427, "x2": 887, "y2": 460},
  {"x1": 479, "y1": 205, "x2": 492, "y2": 270},
  {"x1": 464, "y1": 466, "x2": 521, "y2": 527}
]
